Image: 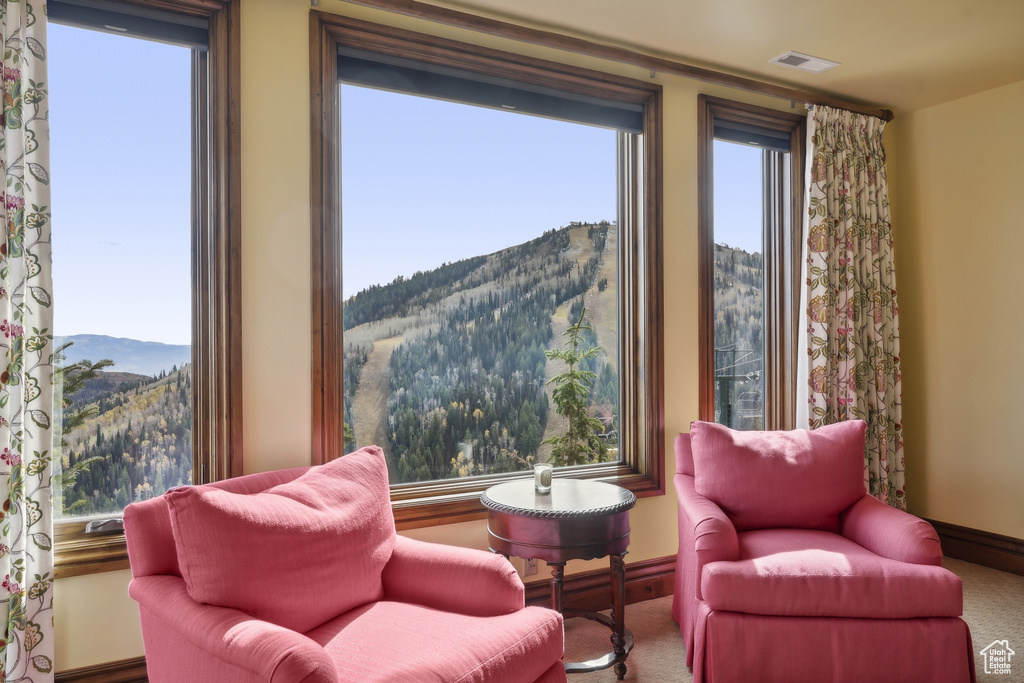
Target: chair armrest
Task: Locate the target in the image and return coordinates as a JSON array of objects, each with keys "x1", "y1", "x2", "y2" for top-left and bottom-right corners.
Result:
[
  {"x1": 381, "y1": 535, "x2": 524, "y2": 617},
  {"x1": 129, "y1": 575, "x2": 337, "y2": 683},
  {"x1": 840, "y1": 494, "x2": 943, "y2": 566},
  {"x1": 674, "y1": 474, "x2": 738, "y2": 668},
  {"x1": 676, "y1": 475, "x2": 739, "y2": 600}
]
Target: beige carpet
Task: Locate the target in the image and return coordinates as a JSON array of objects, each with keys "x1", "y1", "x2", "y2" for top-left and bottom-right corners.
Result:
[{"x1": 564, "y1": 557, "x2": 1024, "y2": 682}]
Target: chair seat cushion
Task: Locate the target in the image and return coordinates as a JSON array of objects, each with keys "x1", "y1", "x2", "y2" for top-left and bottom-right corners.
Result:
[
  {"x1": 702, "y1": 529, "x2": 963, "y2": 619},
  {"x1": 307, "y1": 600, "x2": 564, "y2": 683}
]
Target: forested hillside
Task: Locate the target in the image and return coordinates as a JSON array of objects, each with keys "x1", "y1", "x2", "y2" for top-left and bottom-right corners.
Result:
[
  {"x1": 344, "y1": 222, "x2": 619, "y2": 483},
  {"x1": 58, "y1": 365, "x2": 192, "y2": 516},
  {"x1": 712, "y1": 242, "x2": 764, "y2": 429},
  {"x1": 713, "y1": 243, "x2": 763, "y2": 354},
  {"x1": 53, "y1": 231, "x2": 764, "y2": 514}
]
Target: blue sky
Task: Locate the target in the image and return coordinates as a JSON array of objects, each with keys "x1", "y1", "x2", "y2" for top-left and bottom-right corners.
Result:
[
  {"x1": 48, "y1": 24, "x2": 192, "y2": 346},
  {"x1": 47, "y1": 25, "x2": 763, "y2": 343},
  {"x1": 341, "y1": 85, "x2": 618, "y2": 298},
  {"x1": 341, "y1": 86, "x2": 764, "y2": 298},
  {"x1": 713, "y1": 140, "x2": 763, "y2": 254}
]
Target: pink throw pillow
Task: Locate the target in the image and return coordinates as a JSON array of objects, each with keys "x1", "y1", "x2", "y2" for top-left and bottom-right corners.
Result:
[
  {"x1": 166, "y1": 446, "x2": 396, "y2": 632},
  {"x1": 690, "y1": 420, "x2": 866, "y2": 532}
]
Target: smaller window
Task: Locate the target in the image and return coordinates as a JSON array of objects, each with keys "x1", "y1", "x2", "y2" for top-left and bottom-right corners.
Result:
[
  {"x1": 50, "y1": 0, "x2": 240, "y2": 578},
  {"x1": 50, "y1": 20, "x2": 193, "y2": 519},
  {"x1": 698, "y1": 95, "x2": 805, "y2": 430}
]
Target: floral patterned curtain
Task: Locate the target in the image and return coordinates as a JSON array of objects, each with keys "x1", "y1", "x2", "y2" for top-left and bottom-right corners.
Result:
[
  {"x1": 804, "y1": 105, "x2": 905, "y2": 509},
  {"x1": 0, "y1": 1, "x2": 54, "y2": 680}
]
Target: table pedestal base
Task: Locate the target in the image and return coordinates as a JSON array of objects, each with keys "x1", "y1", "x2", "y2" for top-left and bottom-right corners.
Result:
[{"x1": 550, "y1": 554, "x2": 633, "y2": 679}]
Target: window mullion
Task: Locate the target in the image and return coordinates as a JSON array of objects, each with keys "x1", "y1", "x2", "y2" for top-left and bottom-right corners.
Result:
[{"x1": 762, "y1": 150, "x2": 789, "y2": 430}]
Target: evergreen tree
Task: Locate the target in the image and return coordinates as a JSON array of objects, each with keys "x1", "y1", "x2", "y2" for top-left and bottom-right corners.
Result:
[
  {"x1": 53, "y1": 342, "x2": 114, "y2": 513},
  {"x1": 542, "y1": 307, "x2": 607, "y2": 467}
]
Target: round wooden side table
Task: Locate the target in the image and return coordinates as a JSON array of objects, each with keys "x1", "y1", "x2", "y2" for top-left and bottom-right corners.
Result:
[{"x1": 481, "y1": 478, "x2": 637, "y2": 680}]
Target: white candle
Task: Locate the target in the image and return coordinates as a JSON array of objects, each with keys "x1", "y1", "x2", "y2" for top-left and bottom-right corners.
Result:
[{"x1": 534, "y1": 463, "x2": 553, "y2": 493}]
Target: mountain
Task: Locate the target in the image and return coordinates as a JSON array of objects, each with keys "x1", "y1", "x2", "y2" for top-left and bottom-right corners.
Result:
[
  {"x1": 343, "y1": 221, "x2": 620, "y2": 484},
  {"x1": 712, "y1": 242, "x2": 764, "y2": 357},
  {"x1": 62, "y1": 371, "x2": 153, "y2": 410},
  {"x1": 56, "y1": 334, "x2": 190, "y2": 377},
  {"x1": 712, "y1": 242, "x2": 765, "y2": 430},
  {"x1": 58, "y1": 364, "x2": 193, "y2": 517},
  {"x1": 343, "y1": 228, "x2": 765, "y2": 484},
  {"x1": 54, "y1": 226, "x2": 765, "y2": 515}
]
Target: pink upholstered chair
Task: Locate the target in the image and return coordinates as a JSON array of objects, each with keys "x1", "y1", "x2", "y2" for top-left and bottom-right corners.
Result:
[
  {"x1": 124, "y1": 446, "x2": 566, "y2": 683},
  {"x1": 673, "y1": 420, "x2": 976, "y2": 683}
]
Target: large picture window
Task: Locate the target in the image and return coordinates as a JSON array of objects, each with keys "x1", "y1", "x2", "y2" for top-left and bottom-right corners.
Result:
[
  {"x1": 698, "y1": 95, "x2": 805, "y2": 430},
  {"x1": 312, "y1": 14, "x2": 664, "y2": 525}
]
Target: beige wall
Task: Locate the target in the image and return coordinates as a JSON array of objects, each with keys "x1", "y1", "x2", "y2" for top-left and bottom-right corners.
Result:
[
  {"x1": 55, "y1": 0, "x2": 807, "y2": 670},
  {"x1": 888, "y1": 78, "x2": 1024, "y2": 540}
]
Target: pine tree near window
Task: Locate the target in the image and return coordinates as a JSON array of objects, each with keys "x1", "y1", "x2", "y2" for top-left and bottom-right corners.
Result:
[
  {"x1": 543, "y1": 307, "x2": 607, "y2": 467},
  {"x1": 53, "y1": 342, "x2": 113, "y2": 513}
]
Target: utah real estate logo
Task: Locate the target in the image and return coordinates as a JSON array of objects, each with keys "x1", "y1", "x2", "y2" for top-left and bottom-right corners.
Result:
[{"x1": 980, "y1": 640, "x2": 1015, "y2": 675}]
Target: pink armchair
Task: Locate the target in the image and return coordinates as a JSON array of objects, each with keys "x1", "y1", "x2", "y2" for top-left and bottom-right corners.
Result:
[
  {"x1": 124, "y1": 446, "x2": 566, "y2": 683},
  {"x1": 672, "y1": 420, "x2": 975, "y2": 683}
]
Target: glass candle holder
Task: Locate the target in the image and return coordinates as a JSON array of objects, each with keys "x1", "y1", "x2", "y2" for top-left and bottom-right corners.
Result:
[{"x1": 534, "y1": 463, "x2": 553, "y2": 494}]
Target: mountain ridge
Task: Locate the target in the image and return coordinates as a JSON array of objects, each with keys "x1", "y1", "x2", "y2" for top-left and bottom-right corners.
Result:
[
  {"x1": 56, "y1": 334, "x2": 190, "y2": 376},
  {"x1": 343, "y1": 221, "x2": 620, "y2": 482}
]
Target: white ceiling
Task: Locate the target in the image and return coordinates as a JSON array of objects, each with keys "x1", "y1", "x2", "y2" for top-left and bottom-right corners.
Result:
[{"x1": 438, "y1": 0, "x2": 1024, "y2": 114}]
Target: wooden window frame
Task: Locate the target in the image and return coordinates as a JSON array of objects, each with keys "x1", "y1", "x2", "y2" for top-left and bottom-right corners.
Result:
[
  {"x1": 54, "y1": 0, "x2": 242, "y2": 578},
  {"x1": 310, "y1": 12, "x2": 664, "y2": 528},
  {"x1": 697, "y1": 95, "x2": 805, "y2": 430}
]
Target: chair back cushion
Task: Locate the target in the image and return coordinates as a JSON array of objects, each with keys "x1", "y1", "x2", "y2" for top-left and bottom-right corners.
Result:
[
  {"x1": 690, "y1": 420, "x2": 866, "y2": 532},
  {"x1": 124, "y1": 466, "x2": 310, "y2": 579},
  {"x1": 165, "y1": 445, "x2": 396, "y2": 632}
]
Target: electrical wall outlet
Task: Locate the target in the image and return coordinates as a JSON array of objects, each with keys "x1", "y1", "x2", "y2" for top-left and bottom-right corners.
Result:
[{"x1": 524, "y1": 558, "x2": 539, "y2": 577}]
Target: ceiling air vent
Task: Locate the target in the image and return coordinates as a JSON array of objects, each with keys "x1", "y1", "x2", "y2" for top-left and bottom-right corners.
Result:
[{"x1": 770, "y1": 51, "x2": 840, "y2": 74}]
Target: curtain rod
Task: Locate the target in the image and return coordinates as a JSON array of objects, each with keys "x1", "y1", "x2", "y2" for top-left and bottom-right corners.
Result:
[{"x1": 340, "y1": 0, "x2": 895, "y2": 122}]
